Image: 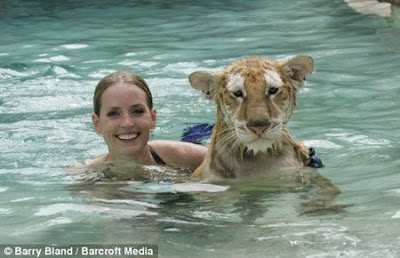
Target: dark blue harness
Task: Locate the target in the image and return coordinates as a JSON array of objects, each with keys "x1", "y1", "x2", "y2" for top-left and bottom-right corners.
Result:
[
  {"x1": 181, "y1": 123, "x2": 324, "y2": 168},
  {"x1": 181, "y1": 123, "x2": 214, "y2": 144},
  {"x1": 307, "y1": 147, "x2": 324, "y2": 168}
]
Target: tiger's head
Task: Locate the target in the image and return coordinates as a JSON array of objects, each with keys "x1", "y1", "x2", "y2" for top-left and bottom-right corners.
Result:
[{"x1": 189, "y1": 55, "x2": 314, "y2": 155}]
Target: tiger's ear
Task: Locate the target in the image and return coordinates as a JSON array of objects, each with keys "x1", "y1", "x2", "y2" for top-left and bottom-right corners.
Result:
[
  {"x1": 282, "y1": 55, "x2": 314, "y2": 83},
  {"x1": 189, "y1": 71, "x2": 217, "y2": 99}
]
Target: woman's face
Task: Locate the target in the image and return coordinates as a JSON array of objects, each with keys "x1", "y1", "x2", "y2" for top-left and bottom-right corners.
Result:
[{"x1": 92, "y1": 82, "x2": 156, "y2": 160}]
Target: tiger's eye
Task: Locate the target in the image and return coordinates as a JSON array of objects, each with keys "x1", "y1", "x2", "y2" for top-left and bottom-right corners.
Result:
[
  {"x1": 233, "y1": 90, "x2": 244, "y2": 98},
  {"x1": 268, "y1": 87, "x2": 279, "y2": 95}
]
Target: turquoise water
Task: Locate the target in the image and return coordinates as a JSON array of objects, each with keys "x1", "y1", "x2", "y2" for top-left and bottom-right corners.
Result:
[{"x1": 1, "y1": 0, "x2": 400, "y2": 257}]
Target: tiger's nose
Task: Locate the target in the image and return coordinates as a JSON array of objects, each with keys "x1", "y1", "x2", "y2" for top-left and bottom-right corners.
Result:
[{"x1": 246, "y1": 120, "x2": 272, "y2": 135}]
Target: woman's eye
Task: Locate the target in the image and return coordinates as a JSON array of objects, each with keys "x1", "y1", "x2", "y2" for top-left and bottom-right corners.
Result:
[
  {"x1": 107, "y1": 111, "x2": 119, "y2": 117},
  {"x1": 268, "y1": 87, "x2": 279, "y2": 95},
  {"x1": 233, "y1": 90, "x2": 244, "y2": 98},
  {"x1": 132, "y1": 109, "x2": 144, "y2": 115}
]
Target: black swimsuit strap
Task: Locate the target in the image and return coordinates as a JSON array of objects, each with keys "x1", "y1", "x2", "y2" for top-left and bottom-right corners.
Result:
[{"x1": 150, "y1": 147, "x2": 166, "y2": 165}]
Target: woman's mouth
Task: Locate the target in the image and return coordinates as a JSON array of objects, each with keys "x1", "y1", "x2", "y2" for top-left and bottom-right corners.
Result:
[{"x1": 116, "y1": 133, "x2": 139, "y2": 141}]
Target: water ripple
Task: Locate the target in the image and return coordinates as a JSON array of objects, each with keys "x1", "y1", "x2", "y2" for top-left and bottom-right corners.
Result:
[
  {"x1": 0, "y1": 208, "x2": 12, "y2": 215},
  {"x1": 92, "y1": 198, "x2": 159, "y2": 209},
  {"x1": 34, "y1": 203, "x2": 158, "y2": 218},
  {"x1": 33, "y1": 55, "x2": 70, "y2": 63},
  {"x1": 0, "y1": 68, "x2": 37, "y2": 79},
  {"x1": 60, "y1": 44, "x2": 88, "y2": 50}
]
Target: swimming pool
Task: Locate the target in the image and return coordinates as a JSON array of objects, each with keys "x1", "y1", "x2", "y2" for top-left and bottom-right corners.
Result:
[{"x1": 1, "y1": 0, "x2": 400, "y2": 257}]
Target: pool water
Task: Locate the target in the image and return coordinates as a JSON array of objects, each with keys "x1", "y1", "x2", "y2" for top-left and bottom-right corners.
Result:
[{"x1": 1, "y1": 0, "x2": 400, "y2": 257}]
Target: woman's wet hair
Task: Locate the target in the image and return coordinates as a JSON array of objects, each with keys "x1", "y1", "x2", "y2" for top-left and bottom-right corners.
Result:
[{"x1": 93, "y1": 71, "x2": 153, "y2": 115}]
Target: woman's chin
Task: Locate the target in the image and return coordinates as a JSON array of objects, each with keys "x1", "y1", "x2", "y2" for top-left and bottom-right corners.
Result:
[{"x1": 110, "y1": 144, "x2": 144, "y2": 159}]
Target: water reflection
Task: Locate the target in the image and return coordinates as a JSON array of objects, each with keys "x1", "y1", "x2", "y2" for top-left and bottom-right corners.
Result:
[{"x1": 68, "y1": 161, "x2": 346, "y2": 230}]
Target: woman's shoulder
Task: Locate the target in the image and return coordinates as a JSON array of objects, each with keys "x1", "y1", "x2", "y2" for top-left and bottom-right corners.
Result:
[
  {"x1": 149, "y1": 140, "x2": 207, "y2": 153},
  {"x1": 65, "y1": 154, "x2": 108, "y2": 173},
  {"x1": 85, "y1": 154, "x2": 109, "y2": 165},
  {"x1": 148, "y1": 140, "x2": 207, "y2": 169}
]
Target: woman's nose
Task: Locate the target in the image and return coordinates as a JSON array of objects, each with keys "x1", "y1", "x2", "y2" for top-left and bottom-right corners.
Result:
[{"x1": 121, "y1": 113, "x2": 134, "y2": 127}]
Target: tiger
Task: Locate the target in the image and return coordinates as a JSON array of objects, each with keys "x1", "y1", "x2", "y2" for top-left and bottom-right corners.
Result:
[{"x1": 188, "y1": 55, "x2": 319, "y2": 179}]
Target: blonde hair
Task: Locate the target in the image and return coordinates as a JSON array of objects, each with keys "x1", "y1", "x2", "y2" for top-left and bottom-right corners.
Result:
[{"x1": 93, "y1": 71, "x2": 153, "y2": 115}]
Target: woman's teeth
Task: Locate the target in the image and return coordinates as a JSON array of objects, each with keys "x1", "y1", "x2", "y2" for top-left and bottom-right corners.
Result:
[{"x1": 117, "y1": 133, "x2": 139, "y2": 140}]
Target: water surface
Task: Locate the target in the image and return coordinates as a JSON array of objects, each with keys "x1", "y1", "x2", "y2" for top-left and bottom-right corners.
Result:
[{"x1": 1, "y1": 0, "x2": 400, "y2": 257}]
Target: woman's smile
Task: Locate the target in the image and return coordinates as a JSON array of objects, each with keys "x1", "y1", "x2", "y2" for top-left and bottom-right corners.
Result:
[{"x1": 116, "y1": 132, "x2": 139, "y2": 141}]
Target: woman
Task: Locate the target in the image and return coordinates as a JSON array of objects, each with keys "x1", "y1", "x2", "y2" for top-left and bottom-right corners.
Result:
[{"x1": 87, "y1": 71, "x2": 207, "y2": 171}]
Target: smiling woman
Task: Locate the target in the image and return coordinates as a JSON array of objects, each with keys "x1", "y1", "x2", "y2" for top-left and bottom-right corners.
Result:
[{"x1": 85, "y1": 71, "x2": 207, "y2": 170}]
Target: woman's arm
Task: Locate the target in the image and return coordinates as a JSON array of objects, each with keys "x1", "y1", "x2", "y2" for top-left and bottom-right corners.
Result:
[{"x1": 148, "y1": 140, "x2": 208, "y2": 170}]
